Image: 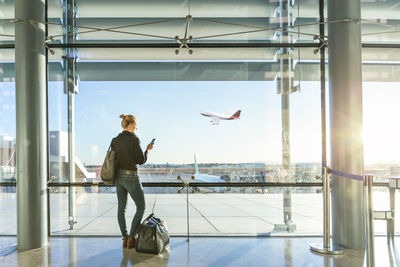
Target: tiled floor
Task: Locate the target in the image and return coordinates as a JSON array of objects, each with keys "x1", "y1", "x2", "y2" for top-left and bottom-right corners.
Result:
[
  {"x1": 2, "y1": 186, "x2": 398, "y2": 266},
  {"x1": 0, "y1": 236, "x2": 398, "y2": 267}
]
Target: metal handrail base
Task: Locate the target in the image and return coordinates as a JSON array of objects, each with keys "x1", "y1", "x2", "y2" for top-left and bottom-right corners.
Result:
[{"x1": 310, "y1": 242, "x2": 344, "y2": 255}]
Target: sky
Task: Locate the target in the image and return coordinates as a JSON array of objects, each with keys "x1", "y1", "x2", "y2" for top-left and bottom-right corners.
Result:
[
  {"x1": 1, "y1": 80, "x2": 400, "y2": 165},
  {"x1": 362, "y1": 82, "x2": 400, "y2": 164},
  {"x1": 47, "y1": 80, "x2": 323, "y2": 165}
]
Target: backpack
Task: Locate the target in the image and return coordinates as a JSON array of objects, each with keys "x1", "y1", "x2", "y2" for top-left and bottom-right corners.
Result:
[{"x1": 100, "y1": 139, "x2": 116, "y2": 185}]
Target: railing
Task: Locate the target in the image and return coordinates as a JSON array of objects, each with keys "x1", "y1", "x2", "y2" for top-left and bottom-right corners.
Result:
[
  {"x1": 306, "y1": 167, "x2": 393, "y2": 267},
  {"x1": 0, "y1": 180, "x2": 329, "y2": 239},
  {"x1": 0, "y1": 179, "x2": 391, "y2": 248},
  {"x1": 0, "y1": 181, "x2": 390, "y2": 187}
]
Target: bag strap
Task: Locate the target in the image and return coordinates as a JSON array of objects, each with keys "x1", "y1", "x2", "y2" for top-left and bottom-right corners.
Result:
[
  {"x1": 108, "y1": 138, "x2": 115, "y2": 152},
  {"x1": 142, "y1": 197, "x2": 157, "y2": 223},
  {"x1": 151, "y1": 195, "x2": 157, "y2": 214}
]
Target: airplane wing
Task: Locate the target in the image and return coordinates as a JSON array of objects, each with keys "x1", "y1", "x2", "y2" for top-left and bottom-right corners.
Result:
[{"x1": 210, "y1": 116, "x2": 220, "y2": 125}]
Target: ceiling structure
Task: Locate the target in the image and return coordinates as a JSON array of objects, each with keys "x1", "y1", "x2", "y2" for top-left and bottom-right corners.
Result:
[{"x1": 0, "y1": 0, "x2": 399, "y2": 82}]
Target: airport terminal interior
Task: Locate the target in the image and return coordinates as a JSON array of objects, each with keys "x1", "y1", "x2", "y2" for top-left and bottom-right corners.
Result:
[{"x1": 1, "y1": 0, "x2": 400, "y2": 266}]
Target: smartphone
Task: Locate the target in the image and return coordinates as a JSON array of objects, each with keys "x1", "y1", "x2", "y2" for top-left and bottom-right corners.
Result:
[{"x1": 150, "y1": 138, "x2": 156, "y2": 145}]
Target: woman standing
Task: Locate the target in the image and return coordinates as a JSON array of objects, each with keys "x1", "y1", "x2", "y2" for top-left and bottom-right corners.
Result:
[{"x1": 111, "y1": 114, "x2": 154, "y2": 248}]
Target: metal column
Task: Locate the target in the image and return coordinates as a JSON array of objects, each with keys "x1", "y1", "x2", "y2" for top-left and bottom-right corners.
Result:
[
  {"x1": 62, "y1": 0, "x2": 79, "y2": 230},
  {"x1": 15, "y1": 0, "x2": 48, "y2": 250},
  {"x1": 67, "y1": 87, "x2": 76, "y2": 229},
  {"x1": 309, "y1": 0, "x2": 343, "y2": 255},
  {"x1": 310, "y1": 167, "x2": 343, "y2": 254},
  {"x1": 328, "y1": 0, "x2": 365, "y2": 249},
  {"x1": 274, "y1": 0, "x2": 296, "y2": 232}
]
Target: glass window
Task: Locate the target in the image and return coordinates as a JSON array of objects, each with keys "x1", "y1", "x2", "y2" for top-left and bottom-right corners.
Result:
[
  {"x1": 3, "y1": 0, "x2": 400, "y2": 239},
  {"x1": 363, "y1": 83, "x2": 400, "y2": 181},
  {"x1": 0, "y1": 0, "x2": 15, "y2": 45},
  {"x1": 47, "y1": 45, "x2": 325, "y2": 236},
  {"x1": 361, "y1": 0, "x2": 400, "y2": 43},
  {"x1": 362, "y1": 47, "x2": 400, "y2": 234},
  {"x1": 362, "y1": 48, "x2": 400, "y2": 182},
  {"x1": 0, "y1": 49, "x2": 16, "y2": 235}
]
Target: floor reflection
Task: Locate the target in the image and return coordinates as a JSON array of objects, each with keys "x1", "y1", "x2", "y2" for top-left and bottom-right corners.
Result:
[
  {"x1": 120, "y1": 246, "x2": 170, "y2": 267},
  {"x1": 1, "y1": 236, "x2": 399, "y2": 266}
]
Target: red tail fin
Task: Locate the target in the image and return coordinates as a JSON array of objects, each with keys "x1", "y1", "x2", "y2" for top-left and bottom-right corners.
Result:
[{"x1": 230, "y1": 110, "x2": 241, "y2": 119}]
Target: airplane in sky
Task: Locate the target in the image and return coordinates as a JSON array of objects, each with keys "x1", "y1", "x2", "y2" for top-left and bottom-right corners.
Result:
[
  {"x1": 192, "y1": 154, "x2": 228, "y2": 193},
  {"x1": 200, "y1": 110, "x2": 241, "y2": 125}
]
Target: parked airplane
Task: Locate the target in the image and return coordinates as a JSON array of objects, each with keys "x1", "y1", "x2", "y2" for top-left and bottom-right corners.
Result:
[
  {"x1": 192, "y1": 154, "x2": 228, "y2": 193},
  {"x1": 200, "y1": 110, "x2": 241, "y2": 125}
]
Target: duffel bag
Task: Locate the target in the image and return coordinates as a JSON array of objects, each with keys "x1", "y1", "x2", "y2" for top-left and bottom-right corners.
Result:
[{"x1": 135, "y1": 213, "x2": 169, "y2": 254}]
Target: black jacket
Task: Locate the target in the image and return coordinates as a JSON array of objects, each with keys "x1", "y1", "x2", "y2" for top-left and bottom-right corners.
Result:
[{"x1": 111, "y1": 131, "x2": 147, "y2": 171}]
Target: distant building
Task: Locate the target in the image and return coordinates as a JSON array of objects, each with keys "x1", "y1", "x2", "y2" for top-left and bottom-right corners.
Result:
[
  {"x1": 49, "y1": 131, "x2": 69, "y2": 163},
  {"x1": 389, "y1": 166, "x2": 400, "y2": 177},
  {"x1": 49, "y1": 130, "x2": 96, "y2": 181},
  {"x1": 0, "y1": 136, "x2": 16, "y2": 191},
  {"x1": 0, "y1": 135, "x2": 16, "y2": 167},
  {"x1": 294, "y1": 163, "x2": 321, "y2": 183}
]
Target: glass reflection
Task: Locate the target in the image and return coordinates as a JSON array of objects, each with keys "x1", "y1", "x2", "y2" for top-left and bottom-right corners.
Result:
[{"x1": 0, "y1": 51, "x2": 16, "y2": 235}]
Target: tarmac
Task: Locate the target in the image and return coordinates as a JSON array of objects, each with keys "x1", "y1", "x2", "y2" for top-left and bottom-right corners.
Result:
[{"x1": 0, "y1": 190, "x2": 397, "y2": 236}]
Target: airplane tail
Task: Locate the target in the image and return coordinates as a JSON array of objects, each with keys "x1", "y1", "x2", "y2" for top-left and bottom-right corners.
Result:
[
  {"x1": 5, "y1": 150, "x2": 15, "y2": 167},
  {"x1": 230, "y1": 110, "x2": 241, "y2": 119},
  {"x1": 194, "y1": 154, "x2": 199, "y2": 175}
]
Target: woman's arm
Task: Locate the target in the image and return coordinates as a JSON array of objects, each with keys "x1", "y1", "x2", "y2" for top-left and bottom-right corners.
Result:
[{"x1": 132, "y1": 136, "x2": 148, "y2": 165}]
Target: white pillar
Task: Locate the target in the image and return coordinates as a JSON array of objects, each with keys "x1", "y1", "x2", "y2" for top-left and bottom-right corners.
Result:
[
  {"x1": 328, "y1": 0, "x2": 364, "y2": 249},
  {"x1": 15, "y1": 0, "x2": 48, "y2": 251}
]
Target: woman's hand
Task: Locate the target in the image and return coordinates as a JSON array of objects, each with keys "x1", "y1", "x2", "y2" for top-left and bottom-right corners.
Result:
[{"x1": 146, "y1": 143, "x2": 154, "y2": 151}]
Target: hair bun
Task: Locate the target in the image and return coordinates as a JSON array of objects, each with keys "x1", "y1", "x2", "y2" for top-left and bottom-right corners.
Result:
[{"x1": 119, "y1": 114, "x2": 124, "y2": 119}]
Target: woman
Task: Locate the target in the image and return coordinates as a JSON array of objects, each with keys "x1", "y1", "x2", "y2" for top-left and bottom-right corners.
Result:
[{"x1": 111, "y1": 114, "x2": 154, "y2": 248}]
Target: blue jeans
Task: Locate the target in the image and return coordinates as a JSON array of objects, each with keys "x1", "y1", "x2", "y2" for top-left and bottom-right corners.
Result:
[{"x1": 115, "y1": 172, "x2": 145, "y2": 237}]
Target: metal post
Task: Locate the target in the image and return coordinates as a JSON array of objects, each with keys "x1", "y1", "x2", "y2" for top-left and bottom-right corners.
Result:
[
  {"x1": 310, "y1": 167, "x2": 343, "y2": 254},
  {"x1": 47, "y1": 180, "x2": 51, "y2": 237},
  {"x1": 67, "y1": 92, "x2": 76, "y2": 229},
  {"x1": 274, "y1": 0, "x2": 296, "y2": 233},
  {"x1": 388, "y1": 187, "x2": 395, "y2": 239},
  {"x1": 178, "y1": 176, "x2": 194, "y2": 243},
  {"x1": 319, "y1": 0, "x2": 327, "y2": 178},
  {"x1": 323, "y1": 166, "x2": 330, "y2": 248},
  {"x1": 15, "y1": 0, "x2": 48, "y2": 251},
  {"x1": 328, "y1": 0, "x2": 364, "y2": 249},
  {"x1": 388, "y1": 178, "x2": 399, "y2": 265},
  {"x1": 281, "y1": 0, "x2": 292, "y2": 230},
  {"x1": 186, "y1": 178, "x2": 190, "y2": 242},
  {"x1": 63, "y1": 0, "x2": 78, "y2": 230},
  {"x1": 45, "y1": 0, "x2": 51, "y2": 238},
  {"x1": 364, "y1": 175, "x2": 375, "y2": 267}
]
